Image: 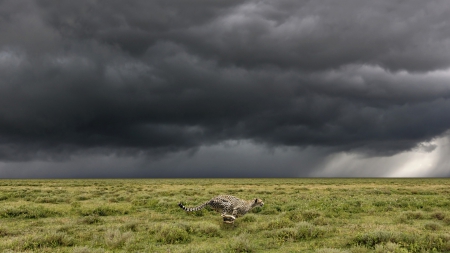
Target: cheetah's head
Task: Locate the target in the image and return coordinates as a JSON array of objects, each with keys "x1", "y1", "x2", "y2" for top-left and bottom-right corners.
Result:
[{"x1": 253, "y1": 198, "x2": 264, "y2": 207}]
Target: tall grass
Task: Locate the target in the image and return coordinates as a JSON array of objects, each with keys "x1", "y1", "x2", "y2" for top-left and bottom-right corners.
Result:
[{"x1": 1, "y1": 179, "x2": 450, "y2": 252}]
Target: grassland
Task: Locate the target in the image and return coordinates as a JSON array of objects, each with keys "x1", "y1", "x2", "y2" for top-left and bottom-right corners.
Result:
[{"x1": 1, "y1": 179, "x2": 450, "y2": 252}]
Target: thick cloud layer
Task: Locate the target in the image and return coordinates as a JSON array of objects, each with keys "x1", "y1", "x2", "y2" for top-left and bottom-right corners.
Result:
[{"x1": 1, "y1": 0, "x2": 450, "y2": 176}]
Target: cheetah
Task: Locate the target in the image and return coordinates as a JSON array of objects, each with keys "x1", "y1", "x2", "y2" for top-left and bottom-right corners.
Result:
[{"x1": 178, "y1": 195, "x2": 264, "y2": 223}]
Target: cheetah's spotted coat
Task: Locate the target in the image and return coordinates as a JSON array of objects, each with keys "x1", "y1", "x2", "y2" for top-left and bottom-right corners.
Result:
[{"x1": 178, "y1": 195, "x2": 264, "y2": 223}]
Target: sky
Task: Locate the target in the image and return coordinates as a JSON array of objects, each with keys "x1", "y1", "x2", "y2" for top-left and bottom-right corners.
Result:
[{"x1": 1, "y1": 0, "x2": 450, "y2": 178}]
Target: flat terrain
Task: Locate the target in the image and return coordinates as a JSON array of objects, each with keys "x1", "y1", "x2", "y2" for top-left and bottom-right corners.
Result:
[{"x1": 1, "y1": 179, "x2": 450, "y2": 252}]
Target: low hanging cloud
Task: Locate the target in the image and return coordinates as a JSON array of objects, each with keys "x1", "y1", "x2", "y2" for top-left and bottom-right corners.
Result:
[{"x1": 1, "y1": 0, "x2": 450, "y2": 177}]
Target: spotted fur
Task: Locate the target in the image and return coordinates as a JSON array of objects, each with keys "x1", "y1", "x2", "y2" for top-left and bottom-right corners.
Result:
[{"x1": 178, "y1": 195, "x2": 264, "y2": 223}]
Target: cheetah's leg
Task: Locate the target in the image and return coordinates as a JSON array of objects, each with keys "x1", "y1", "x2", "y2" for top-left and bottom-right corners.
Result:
[
  {"x1": 232, "y1": 208, "x2": 238, "y2": 217},
  {"x1": 222, "y1": 215, "x2": 235, "y2": 223},
  {"x1": 222, "y1": 209, "x2": 238, "y2": 223},
  {"x1": 221, "y1": 206, "x2": 236, "y2": 223}
]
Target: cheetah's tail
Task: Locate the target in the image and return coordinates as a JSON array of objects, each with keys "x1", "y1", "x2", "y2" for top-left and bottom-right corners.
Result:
[{"x1": 178, "y1": 202, "x2": 208, "y2": 212}]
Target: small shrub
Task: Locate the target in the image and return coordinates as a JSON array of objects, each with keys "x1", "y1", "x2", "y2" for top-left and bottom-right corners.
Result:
[
  {"x1": 284, "y1": 211, "x2": 303, "y2": 222},
  {"x1": 354, "y1": 231, "x2": 417, "y2": 249},
  {"x1": 0, "y1": 227, "x2": 10, "y2": 237},
  {"x1": 156, "y1": 225, "x2": 191, "y2": 244},
  {"x1": 104, "y1": 229, "x2": 133, "y2": 249},
  {"x1": 402, "y1": 211, "x2": 424, "y2": 220},
  {"x1": 34, "y1": 197, "x2": 66, "y2": 204},
  {"x1": 130, "y1": 198, "x2": 145, "y2": 206},
  {"x1": 193, "y1": 208, "x2": 207, "y2": 217},
  {"x1": 424, "y1": 221, "x2": 441, "y2": 231},
  {"x1": 276, "y1": 228, "x2": 298, "y2": 242},
  {"x1": 354, "y1": 231, "x2": 396, "y2": 248},
  {"x1": 227, "y1": 234, "x2": 255, "y2": 253},
  {"x1": 296, "y1": 222, "x2": 327, "y2": 239},
  {"x1": 194, "y1": 222, "x2": 221, "y2": 237},
  {"x1": 313, "y1": 217, "x2": 331, "y2": 225},
  {"x1": 396, "y1": 214, "x2": 412, "y2": 224},
  {"x1": 339, "y1": 200, "x2": 364, "y2": 213},
  {"x1": 76, "y1": 195, "x2": 91, "y2": 201},
  {"x1": 267, "y1": 222, "x2": 327, "y2": 242},
  {"x1": 121, "y1": 221, "x2": 139, "y2": 232},
  {"x1": 374, "y1": 242, "x2": 408, "y2": 253},
  {"x1": 56, "y1": 225, "x2": 73, "y2": 233},
  {"x1": 0, "y1": 205, "x2": 59, "y2": 219},
  {"x1": 373, "y1": 201, "x2": 388, "y2": 207},
  {"x1": 417, "y1": 234, "x2": 450, "y2": 252},
  {"x1": 79, "y1": 215, "x2": 103, "y2": 225},
  {"x1": 251, "y1": 206, "x2": 263, "y2": 213},
  {"x1": 394, "y1": 233, "x2": 417, "y2": 247},
  {"x1": 431, "y1": 211, "x2": 446, "y2": 220},
  {"x1": 285, "y1": 204, "x2": 300, "y2": 211},
  {"x1": 265, "y1": 218, "x2": 294, "y2": 229},
  {"x1": 302, "y1": 210, "x2": 321, "y2": 221},
  {"x1": 71, "y1": 201, "x2": 81, "y2": 209},
  {"x1": 260, "y1": 207, "x2": 278, "y2": 215},
  {"x1": 242, "y1": 214, "x2": 257, "y2": 222},
  {"x1": 443, "y1": 217, "x2": 450, "y2": 225},
  {"x1": 178, "y1": 223, "x2": 196, "y2": 234},
  {"x1": 19, "y1": 232, "x2": 74, "y2": 250},
  {"x1": 274, "y1": 205, "x2": 283, "y2": 212},
  {"x1": 108, "y1": 198, "x2": 119, "y2": 203}
]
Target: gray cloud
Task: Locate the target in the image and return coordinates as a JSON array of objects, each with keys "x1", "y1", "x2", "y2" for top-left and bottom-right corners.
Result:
[
  {"x1": 0, "y1": 141, "x2": 329, "y2": 178},
  {"x1": 35, "y1": 0, "x2": 450, "y2": 72},
  {"x1": 180, "y1": 0, "x2": 450, "y2": 72},
  {"x1": 0, "y1": 0, "x2": 450, "y2": 176}
]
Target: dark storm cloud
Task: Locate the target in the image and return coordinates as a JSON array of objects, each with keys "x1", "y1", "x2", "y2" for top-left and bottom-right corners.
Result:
[
  {"x1": 1, "y1": 0, "x2": 450, "y2": 173},
  {"x1": 0, "y1": 142, "x2": 329, "y2": 178},
  {"x1": 36, "y1": 0, "x2": 450, "y2": 71}
]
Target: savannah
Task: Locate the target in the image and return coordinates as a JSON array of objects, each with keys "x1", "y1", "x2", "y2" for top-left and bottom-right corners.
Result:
[{"x1": 1, "y1": 179, "x2": 450, "y2": 252}]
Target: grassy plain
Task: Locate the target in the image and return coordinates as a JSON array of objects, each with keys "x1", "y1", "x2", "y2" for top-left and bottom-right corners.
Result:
[{"x1": 1, "y1": 179, "x2": 450, "y2": 252}]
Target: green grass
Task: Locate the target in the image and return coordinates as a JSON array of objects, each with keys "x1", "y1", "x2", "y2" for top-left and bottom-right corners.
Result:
[{"x1": 1, "y1": 179, "x2": 450, "y2": 252}]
